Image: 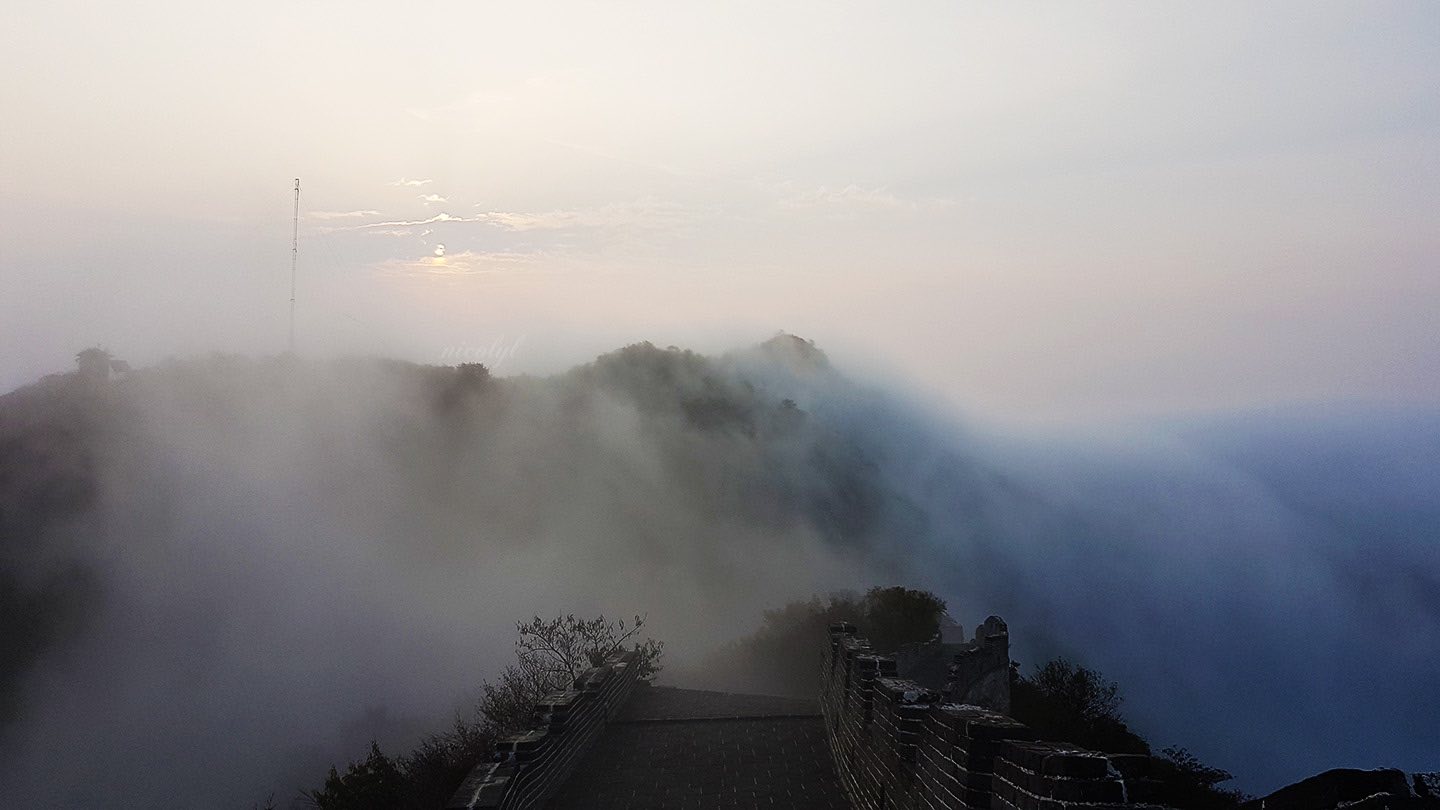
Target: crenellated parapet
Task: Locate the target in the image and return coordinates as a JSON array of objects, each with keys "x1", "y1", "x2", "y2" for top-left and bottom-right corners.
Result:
[
  {"x1": 822, "y1": 620, "x2": 1176, "y2": 810},
  {"x1": 446, "y1": 650, "x2": 640, "y2": 810},
  {"x1": 895, "y1": 614, "x2": 1012, "y2": 714}
]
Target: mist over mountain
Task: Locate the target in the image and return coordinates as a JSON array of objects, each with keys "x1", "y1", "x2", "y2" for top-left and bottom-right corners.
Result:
[{"x1": 0, "y1": 336, "x2": 1435, "y2": 807}]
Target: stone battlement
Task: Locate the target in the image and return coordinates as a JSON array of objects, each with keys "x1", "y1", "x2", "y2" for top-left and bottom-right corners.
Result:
[
  {"x1": 893, "y1": 614, "x2": 1012, "y2": 714},
  {"x1": 441, "y1": 619, "x2": 1438, "y2": 809},
  {"x1": 446, "y1": 650, "x2": 641, "y2": 809},
  {"x1": 822, "y1": 620, "x2": 1174, "y2": 810}
]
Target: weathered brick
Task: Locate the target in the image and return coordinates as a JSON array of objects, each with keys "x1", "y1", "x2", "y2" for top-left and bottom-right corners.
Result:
[
  {"x1": 1107, "y1": 753, "x2": 1156, "y2": 780},
  {"x1": 1041, "y1": 751, "x2": 1111, "y2": 780},
  {"x1": 1001, "y1": 740, "x2": 1054, "y2": 772},
  {"x1": 1045, "y1": 774, "x2": 1126, "y2": 803}
]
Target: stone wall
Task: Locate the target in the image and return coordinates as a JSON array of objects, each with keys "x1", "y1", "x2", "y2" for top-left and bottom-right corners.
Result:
[
  {"x1": 446, "y1": 650, "x2": 640, "y2": 810},
  {"x1": 894, "y1": 615, "x2": 1012, "y2": 714},
  {"x1": 821, "y1": 621, "x2": 1174, "y2": 810}
]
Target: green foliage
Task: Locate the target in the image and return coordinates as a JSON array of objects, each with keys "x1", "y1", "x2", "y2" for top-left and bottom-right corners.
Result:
[
  {"x1": 695, "y1": 586, "x2": 946, "y2": 697},
  {"x1": 393, "y1": 715, "x2": 494, "y2": 809},
  {"x1": 584, "y1": 342, "x2": 762, "y2": 434},
  {"x1": 707, "y1": 594, "x2": 856, "y2": 696},
  {"x1": 515, "y1": 614, "x2": 662, "y2": 681},
  {"x1": 1010, "y1": 657, "x2": 1149, "y2": 755},
  {"x1": 306, "y1": 743, "x2": 407, "y2": 810},
  {"x1": 1161, "y1": 746, "x2": 1233, "y2": 787},
  {"x1": 480, "y1": 614, "x2": 663, "y2": 738},
  {"x1": 1010, "y1": 658, "x2": 1246, "y2": 808},
  {"x1": 455, "y1": 363, "x2": 491, "y2": 384},
  {"x1": 303, "y1": 614, "x2": 662, "y2": 809},
  {"x1": 1156, "y1": 747, "x2": 1248, "y2": 808},
  {"x1": 858, "y1": 586, "x2": 946, "y2": 653}
]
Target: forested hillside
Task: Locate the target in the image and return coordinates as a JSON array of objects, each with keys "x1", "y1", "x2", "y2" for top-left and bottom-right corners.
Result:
[{"x1": 0, "y1": 336, "x2": 1436, "y2": 805}]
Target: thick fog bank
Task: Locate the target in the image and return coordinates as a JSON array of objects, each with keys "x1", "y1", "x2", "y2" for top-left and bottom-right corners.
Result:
[
  {"x1": 0, "y1": 338, "x2": 1435, "y2": 805},
  {"x1": 898, "y1": 407, "x2": 1439, "y2": 790},
  {"x1": 0, "y1": 341, "x2": 883, "y2": 808}
]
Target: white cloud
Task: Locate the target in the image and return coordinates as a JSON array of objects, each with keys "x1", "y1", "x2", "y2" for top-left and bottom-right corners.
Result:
[
  {"x1": 388, "y1": 178, "x2": 433, "y2": 187},
  {"x1": 474, "y1": 210, "x2": 579, "y2": 231},
  {"x1": 329, "y1": 198, "x2": 696, "y2": 239},
  {"x1": 474, "y1": 198, "x2": 696, "y2": 232},
  {"x1": 354, "y1": 213, "x2": 482, "y2": 230},
  {"x1": 307, "y1": 210, "x2": 381, "y2": 220},
  {"x1": 373, "y1": 249, "x2": 543, "y2": 277}
]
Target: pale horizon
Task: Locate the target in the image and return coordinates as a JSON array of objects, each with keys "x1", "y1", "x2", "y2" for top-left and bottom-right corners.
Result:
[
  {"x1": 4, "y1": 1, "x2": 1438, "y2": 422},
  {"x1": 3, "y1": 6, "x2": 1440, "y2": 805}
]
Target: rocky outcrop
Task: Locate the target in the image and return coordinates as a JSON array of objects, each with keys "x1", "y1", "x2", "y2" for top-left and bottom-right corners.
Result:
[{"x1": 1242, "y1": 768, "x2": 1440, "y2": 810}]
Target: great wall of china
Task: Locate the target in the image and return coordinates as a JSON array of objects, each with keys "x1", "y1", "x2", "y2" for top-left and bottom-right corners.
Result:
[{"x1": 445, "y1": 618, "x2": 1439, "y2": 809}]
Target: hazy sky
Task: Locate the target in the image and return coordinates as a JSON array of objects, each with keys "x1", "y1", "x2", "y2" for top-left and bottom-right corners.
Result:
[{"x1": 3, "y1": 1, "x2": 1437, "y2": 420}]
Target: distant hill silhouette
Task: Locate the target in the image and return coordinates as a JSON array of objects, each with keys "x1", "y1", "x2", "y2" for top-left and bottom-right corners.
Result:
[{"x1": 0, "y1": 339, "x2": 1437, "y2": 806}]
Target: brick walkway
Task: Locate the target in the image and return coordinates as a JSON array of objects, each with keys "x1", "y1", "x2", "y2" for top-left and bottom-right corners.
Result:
[{"x1": 547, "y1": 686, "x2": 850, "y2": 809}]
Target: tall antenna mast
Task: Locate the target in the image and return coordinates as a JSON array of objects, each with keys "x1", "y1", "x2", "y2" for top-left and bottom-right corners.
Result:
[{"x1": 289, "y1": 178, "x2": 300, "y2": 354}]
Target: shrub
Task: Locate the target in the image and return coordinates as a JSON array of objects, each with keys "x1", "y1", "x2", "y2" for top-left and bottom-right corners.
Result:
[
  {"x1": 1010, "y1": 657, "x2": 1149, "y2": 755},
  {"x1": 1010, "y1": 658, "x2": 1246, "y2": 808},
  {"x1": 306, "y1": 743, "x2": 407, "y2": 810},
  {"x1": 858, "y1": 586, "x2": 946, "y2": 652},
  {"x1": 1155, "y1": 747, "x2": 1248, "y2": 809},
  {"x1": 478, "y1": 614, "x2": 662, "y2": 738},
  {"x1": 692, "y1": 586, "x2": 946, "y2": 696},
  {"x1": 301, "y1": 613, "x2": 662, "y2": 809}
]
